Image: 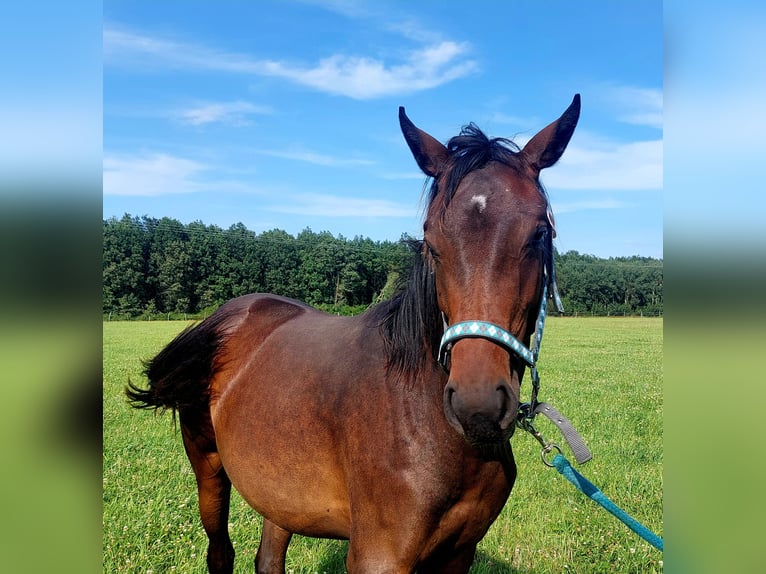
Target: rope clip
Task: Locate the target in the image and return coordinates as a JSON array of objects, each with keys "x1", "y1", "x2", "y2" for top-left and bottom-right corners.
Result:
[{"x1": 517, "y1": 407, "x2": 562, "y2": 467}]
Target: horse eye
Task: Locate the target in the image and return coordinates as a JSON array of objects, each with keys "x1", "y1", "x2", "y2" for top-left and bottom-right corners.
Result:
[
  {"x1": 532, "y1": 226, "x2": 548, "y2": 244},
  {"x1": 424, "y1": 241, "x2": 440, "y2": 261}
]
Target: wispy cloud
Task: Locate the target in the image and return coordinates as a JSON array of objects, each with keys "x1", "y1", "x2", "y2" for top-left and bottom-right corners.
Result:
[
  {"x1": 103, "y1": 152, "x2": 260, "y2": 196},
  {"x1": 251, "y1": 148, "x2": 374, "y2": 167},
  {"x1": 490, "y1": 86, "x2": 661, "y2": 142},
  {"x1": 104, "y1": 25, "x2": 477, "y2": 99},
  {"x1": 298, "y1": 0, "x2": 444, "y2": 43},
  {"x1": 104, "y1": 27, "x2": 257, "y2": 73},
  {"x1": 178, "y1": 101, "x2": 272, "y2": 126},
  {"x1": 260, "y1": 42, "x2": 477, "y2": 99},
  {"x1": 547, "y1": 136, "x2": 662, "y2": 191},
  {"x1": 487, "y1": 87, "x2": 662, "y2": 191},
  {"x1": 602, "y1": 85, "x2": 663, "y2": 129},
  {"x1": 103, "y1": 153, "x2": 208, "y2": 196},
  {"x1": 552, "y1": 198, "x2": 630, "y2": 214},
  {"x1": 268, "y1": 192, "x2": 412, "y2": 217},
  {"x1": 378, "y1": 171, "x2": 427, "y2": 181},
  {"x1": 297, "y1": 0, "x2": 375, "y2": 19},
  {"x1": 505, "y1": 129, "x2": 662, "y2": 192}
]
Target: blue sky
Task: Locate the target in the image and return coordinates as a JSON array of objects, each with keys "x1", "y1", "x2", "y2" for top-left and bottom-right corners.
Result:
[{"x1": 103, "y1": 0, "x2": 663, "y2": 258}]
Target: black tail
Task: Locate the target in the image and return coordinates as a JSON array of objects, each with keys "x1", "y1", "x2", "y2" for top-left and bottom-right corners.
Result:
[{"x1": 126, "y1": 310, "x2": 231, "y2": 414}]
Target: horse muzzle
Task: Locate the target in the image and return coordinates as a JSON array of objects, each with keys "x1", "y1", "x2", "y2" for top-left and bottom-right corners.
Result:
[
  {"x1": 442, "y1": 377, "x2": 518, "y2": 446},
  {"x1": 438, "y1": 323, "x2": 526, "y2": 446}
]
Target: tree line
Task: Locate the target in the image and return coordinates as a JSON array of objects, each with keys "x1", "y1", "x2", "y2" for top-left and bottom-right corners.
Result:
[{"x1": 103, "y1": 214, "x2": 662, "y2": 319}]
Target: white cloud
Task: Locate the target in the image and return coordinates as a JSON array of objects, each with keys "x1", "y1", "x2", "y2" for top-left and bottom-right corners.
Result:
[
  {"x1": 104, "y1": 25, "x2": 476, "y2": 99},
  {"x1": 104, "y1": 28, "x2": 172, "y2": 60},
  {"x1": 508, "y1": 128, "x2": 662, "y2": 192},
  {"x1": 602, "y1": 85, "x2": 663, "y2": 129},
  {"x1": 486, "y1": 86, "x2": 662, "y2": 191},
  {"x1": 103, "y1": 152, "x2": 266, "y2": 196},
  {"x1": 262, "y1": 41, "x2": 477, "y2": 99},
  {"x1": 298, "y1": 0, "x2": 444, "y2": 43},
  {"x1": 104, "y1": 27, "x2": 259, "y2": 73},
  {"x1": 488, "y1": 112, "x2": 540, "y2": 131},
  {"x1": 252, "y1": 148, "x2": 374, "y2": 167},
  {"x1": 298, "y1": 0, "x2": 371, "y2": 17},
  {"x1": 178, "y1": 101, "x2": 271, "y2": 126},
  {"x1": 546, "y1": 137, "x2": 662, "y2": 191},
  {"x1": 552, "y1": 198, "x2": 630, "y2": 214},
  {"x1": 378, "y1": 171, "x2": 427, "y2": 181},
  {"x1": 103, "y1": 153, "x2": 208, "y2": 196},
  {"x1": 268, "y1": 193, "x2": 412, "y2": 217}
]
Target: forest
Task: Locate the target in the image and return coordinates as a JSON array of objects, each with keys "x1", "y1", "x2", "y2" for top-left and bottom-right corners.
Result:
[{"x1": 103, "y1": 214, "x2": 663, "y2": 319}]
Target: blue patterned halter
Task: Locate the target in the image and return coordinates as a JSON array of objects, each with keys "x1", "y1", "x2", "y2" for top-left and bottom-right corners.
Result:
[{"x1": 437, "y1": 258, "x2": 564, "y2": 411}]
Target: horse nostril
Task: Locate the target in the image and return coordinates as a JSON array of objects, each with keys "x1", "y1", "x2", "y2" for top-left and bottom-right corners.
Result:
[
  {"x1": 442, "y1": 383, "x2": 464, "y2": 436},
  {"x1": 496, "y1": 383, "x2": 518, "y2": 430}
]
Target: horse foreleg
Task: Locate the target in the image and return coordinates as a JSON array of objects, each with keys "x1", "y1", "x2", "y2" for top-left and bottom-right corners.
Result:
[
  {"x1": 417, "y1": 544, "x2": 477, "y2": 574},
  {"x1": 346, "y1": 541, "x2": 415, "y2": 574},
  {"x1": 350, "y1": 541, "x2": 475, "y2": 574},
  {"x1": 181, "y1": 413, "x2": 235, "y2": 574},
  {"x1": 254, "y1": 519, "x2": 293, "y2": 573}
]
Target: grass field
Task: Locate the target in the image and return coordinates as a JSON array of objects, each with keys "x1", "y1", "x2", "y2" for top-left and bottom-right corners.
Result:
[{"x1": 103, "y1": 317, "x2": 662, "y2": 573}]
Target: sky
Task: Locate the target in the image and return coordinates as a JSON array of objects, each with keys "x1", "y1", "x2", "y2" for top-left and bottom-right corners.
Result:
[{"x1": 103, "y1": 0, "x2": 663, "y2": 259}]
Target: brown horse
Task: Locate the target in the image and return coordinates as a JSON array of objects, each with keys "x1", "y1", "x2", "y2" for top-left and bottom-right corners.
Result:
[{"x1": 128, "y1": 95, "x2": 580, "y2": 573}]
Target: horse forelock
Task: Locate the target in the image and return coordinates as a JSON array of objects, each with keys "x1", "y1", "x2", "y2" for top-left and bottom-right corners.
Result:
[{"x1": 425, "y1": 123, "x2": 526, "y2": 216}]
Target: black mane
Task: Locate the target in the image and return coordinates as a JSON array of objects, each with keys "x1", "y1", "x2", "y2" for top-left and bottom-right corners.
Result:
[{"x1": 365, "y1": 239, "x2": 441, "y2": 381}]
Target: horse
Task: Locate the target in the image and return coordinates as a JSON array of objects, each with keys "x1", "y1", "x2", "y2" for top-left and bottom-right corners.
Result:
[{"x1": 127, "y1": 94, "x2": 581, "y2": 573}]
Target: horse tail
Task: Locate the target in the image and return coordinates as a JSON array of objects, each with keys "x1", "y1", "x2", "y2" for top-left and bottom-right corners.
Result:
[{"x1": 126, "y1": 310, "x2": 231, "y2": 415}]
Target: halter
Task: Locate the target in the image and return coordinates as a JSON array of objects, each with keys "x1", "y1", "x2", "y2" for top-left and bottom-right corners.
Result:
[{"x1": 437, "y1": 254, "x2": 565, "y2": 413}]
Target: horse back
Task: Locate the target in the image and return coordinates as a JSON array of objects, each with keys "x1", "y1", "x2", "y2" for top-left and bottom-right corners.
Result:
[{"x1": 208, "y1": 291, "x2": 370, "y2": 390}]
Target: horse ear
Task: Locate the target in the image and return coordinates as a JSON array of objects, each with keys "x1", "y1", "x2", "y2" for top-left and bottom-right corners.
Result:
[
  {"x1": 521, "y1": 94, "x2": 581, "y2": 171},
  {"x1": 399, "y1": 107, "x2": 449, "y2": 178}
]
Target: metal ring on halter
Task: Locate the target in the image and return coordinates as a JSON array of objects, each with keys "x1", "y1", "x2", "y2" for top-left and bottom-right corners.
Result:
[{"x1": 541, "y1": 443, "x2": 562, "y2": 467}]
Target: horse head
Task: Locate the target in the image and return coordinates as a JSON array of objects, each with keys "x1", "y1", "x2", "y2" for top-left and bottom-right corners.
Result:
[{"x1": 399, "y1": 95, "x2": 580, "y2": 447}]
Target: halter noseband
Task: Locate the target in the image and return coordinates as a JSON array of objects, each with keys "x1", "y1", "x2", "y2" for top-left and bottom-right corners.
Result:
[
  {"x1": 437, "y1": 257, "x2": 564, "y2": 411},
  {"x1": 439, "y1": 319, "x2": 536, "y2": 367}
]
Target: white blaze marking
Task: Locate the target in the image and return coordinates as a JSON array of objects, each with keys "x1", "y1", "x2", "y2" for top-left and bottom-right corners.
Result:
[{"x1": 470, "y1": 194, "x2": 487, "y2": 213}]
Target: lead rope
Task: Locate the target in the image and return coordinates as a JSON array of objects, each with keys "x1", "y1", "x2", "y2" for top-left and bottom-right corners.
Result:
[
  {"x1": 551, "y1": 453, "x2": 664, "y2": 551},
  {"x1": 517, "y1": 259, "x2": 663, "y2": 552},
  {"x1": 520, "y1": 417, "x2": 663, "y2": 552}
]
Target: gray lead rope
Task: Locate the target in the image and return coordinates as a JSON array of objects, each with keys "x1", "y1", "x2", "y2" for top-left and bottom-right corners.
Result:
[
  {"x1": 518, "y1": 263, "x2": 592, "y2": 465},
  {"x1": 528, "y1": 402, "x2": 592, "y2": 464}
]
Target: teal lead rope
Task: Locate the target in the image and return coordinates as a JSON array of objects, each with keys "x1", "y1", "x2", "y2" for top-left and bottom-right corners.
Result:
[
  {"x1": 513, "y1": 247, "x2": 662, "y2": 552},
  {"x1": 518, "y1": 410, "x2": 663, "y2": 552},
  {"x1": 550, "y1": 453, "x2": 664, "y2": 551}
]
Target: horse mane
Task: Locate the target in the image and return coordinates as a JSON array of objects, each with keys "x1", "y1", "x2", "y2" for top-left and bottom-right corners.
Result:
[
  {"x1": 366, "y1": 123, "x2": 544, "y2": 381},
  {"x1": 364, "y1": 238, "x2": 441, "y2": 382}
]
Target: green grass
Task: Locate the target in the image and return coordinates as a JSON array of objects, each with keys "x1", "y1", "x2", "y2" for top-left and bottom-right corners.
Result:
[{"x1": 104, "y1": 317, "x2": 662, "y2": 573}]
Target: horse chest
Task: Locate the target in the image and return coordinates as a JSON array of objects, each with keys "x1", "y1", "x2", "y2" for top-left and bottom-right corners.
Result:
[{"x1": 446, "y1": 460, "x2": 513, "y2": 528}]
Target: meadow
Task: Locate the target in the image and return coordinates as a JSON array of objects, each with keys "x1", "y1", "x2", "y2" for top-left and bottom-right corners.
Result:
[{"x1": 103, "y1": 317, "x2": 662, "y2": 573}]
